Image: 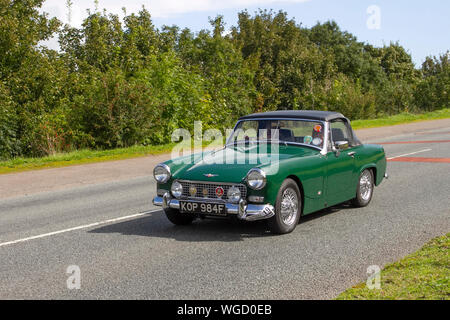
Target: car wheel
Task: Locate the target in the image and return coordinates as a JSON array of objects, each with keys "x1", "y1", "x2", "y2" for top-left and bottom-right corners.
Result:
[
  {"x1": 268, "y1": 178, "x2": 302, "y2": 234},
  {"x1": 352, "y1": 169, "x2": 374, "y2": 207},
  {"x1": 164, "y1": 208, "x2": 196, "y2": 225}
]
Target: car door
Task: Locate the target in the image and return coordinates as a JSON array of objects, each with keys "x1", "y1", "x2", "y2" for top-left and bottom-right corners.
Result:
[{"x1": 325, "y1": 119, "x2": 357, "y2": 207}]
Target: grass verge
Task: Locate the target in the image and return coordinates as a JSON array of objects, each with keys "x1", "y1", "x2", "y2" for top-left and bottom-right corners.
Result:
[
  {"x1": 0, "y1": 143, "x2": 176, "y2": 175},
  {"x1": 336, "y1": 233, "x2": 449, "y2": 300},
  {"x1": 1, "y1": 108, "x2": 449, "y2": 174},
  {"x1": 351, "y1": 108, "x2": 450, "y2": 129}
]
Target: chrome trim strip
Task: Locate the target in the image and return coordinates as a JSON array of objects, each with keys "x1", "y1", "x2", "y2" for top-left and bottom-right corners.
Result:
[
  {"x1": 171, "y1": 198, "x2": 226, "y2": 205},
  {"x1": 178, "y1": 179, "x2": 246, "y2": 186},
  {"x1": 153, "y1": 196, "x2": 163, "y2": 206},
  {"x1": 321, "y1": 121, "x2": 330, "y2": 156},
  {"x1": 162, "y1": 192, "x2": 169, "y2": 209},
  {"x1": 169, "y1": 198, "x2": 180, "y2": 209},
  {"x1": 244, "y1": 204, "x2": 275, "y2": 221},
  {"x1": 226, "y1": 203, "x2": 239, "y2": 214},
  {"x1": 178, "y1": 196, "x2": 228, "y2": 202},
  {"x1": 237, "y1": 199, "x2": 246, "y2": 219},
  {"x1": 225, "y1": 140, "x2": 322, "y2": 152}
]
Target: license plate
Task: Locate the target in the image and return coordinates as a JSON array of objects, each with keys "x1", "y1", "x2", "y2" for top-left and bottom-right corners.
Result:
[{"x1": 179, "y1": 201, "x2": 226, "y2": 216}]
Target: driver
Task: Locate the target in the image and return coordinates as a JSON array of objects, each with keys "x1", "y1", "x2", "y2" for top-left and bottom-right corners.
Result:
[{"x1": 259, "y1": 120, "x2": 277, "y2": 141}]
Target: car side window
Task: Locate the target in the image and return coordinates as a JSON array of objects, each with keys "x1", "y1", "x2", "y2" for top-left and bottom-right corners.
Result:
[
  {"x1": 330, "y1": 120, "x2": 353, "y2": 147},
  {"x1": 234, "y1": 121, "x2": 258, "y2": 142}
]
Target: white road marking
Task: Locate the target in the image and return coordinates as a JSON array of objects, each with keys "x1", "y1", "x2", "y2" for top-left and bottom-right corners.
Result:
[
  {"x1": 0, "y1": 209, "x2": 161, "y2": 248},
  {"x1": 387, "y1": 148, "x2": 432, "y2": 160}
]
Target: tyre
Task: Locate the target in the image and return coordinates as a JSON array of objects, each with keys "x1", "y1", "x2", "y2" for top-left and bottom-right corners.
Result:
[
  {"x1": 268, "y1": 178, "x2": 302, "y2": 234},
  {"x1": 351, "y1": 169, "x2": 374, "y2": 207},
  {"x1": 164, "y1": 208, "x2": 196, "y2": 225}
]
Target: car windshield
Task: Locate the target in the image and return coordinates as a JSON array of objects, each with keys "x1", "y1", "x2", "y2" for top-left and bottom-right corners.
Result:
[{"x1": 227, "y1": 119, "x2": 325, "y2": 149}]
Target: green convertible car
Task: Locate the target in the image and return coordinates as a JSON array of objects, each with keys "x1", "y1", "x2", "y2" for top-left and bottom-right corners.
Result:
[{"x1": 153, "y1": 110, "x2": 387, "y2": 234}]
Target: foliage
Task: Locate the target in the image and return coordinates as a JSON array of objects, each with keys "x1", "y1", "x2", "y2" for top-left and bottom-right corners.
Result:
[
  {"x1": 0, "y1": 2, "x2": 448, "y2": 159},
  {"x1": 415, "y1": 53, "x2": 450, "y2": 111},
  {"x1": 0, "y1": 82, "x2": 19, "y2": 157}
]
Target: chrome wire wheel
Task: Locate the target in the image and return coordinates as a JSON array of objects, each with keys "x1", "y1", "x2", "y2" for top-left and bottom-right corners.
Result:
[
  {"x1": 280, "y1": 187, "x2": 299, "y2": 226},
  {"x1": 268, "y1": 178, "x2": 301, "y2": 234},
  {"x1": 359, "y1": 170, "x2": 373, "y2": 201}
]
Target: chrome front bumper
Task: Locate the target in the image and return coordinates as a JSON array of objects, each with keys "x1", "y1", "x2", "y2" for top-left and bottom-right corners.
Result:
[{"x1": 152, "y1": 193, "x2": 275, "y2": 221}]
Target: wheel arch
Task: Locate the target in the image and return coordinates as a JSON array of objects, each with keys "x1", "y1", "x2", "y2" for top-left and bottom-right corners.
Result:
[
  {"x1": 286, "y1": 175, "x2": 305, "y2": 214},
  {"x1": 359, "y1": 164, "x2": 377, "y2": 185}
]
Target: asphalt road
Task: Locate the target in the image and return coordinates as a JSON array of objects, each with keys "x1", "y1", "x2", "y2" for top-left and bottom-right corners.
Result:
[{"x1": 0, "y1": 127, "x2": 449, "y2": 299}]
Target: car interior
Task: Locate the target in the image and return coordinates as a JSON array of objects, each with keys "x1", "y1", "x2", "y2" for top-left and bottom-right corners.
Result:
[{"x1": 331, "y1": 128, "x2": 347, "y2": 143}]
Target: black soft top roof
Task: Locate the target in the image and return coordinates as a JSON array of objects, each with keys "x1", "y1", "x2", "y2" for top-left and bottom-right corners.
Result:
[{"x1": 238, "y1": 110, "x2": 345, "y2": 122}]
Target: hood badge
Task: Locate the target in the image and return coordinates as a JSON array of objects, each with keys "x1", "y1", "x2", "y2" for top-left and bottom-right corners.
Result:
[
  {"x1": 203, "y1": 173, "x2": 218, "y2": 178},
  {"x1": 215, "y1": 187, "x2": 224, "y2": 198},
  {"x1": 189, "y1": 186, "x2": 197, "y2": 197}
]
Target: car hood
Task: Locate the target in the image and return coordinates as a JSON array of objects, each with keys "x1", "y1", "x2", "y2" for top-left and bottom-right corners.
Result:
[{"x1": 171, "y1": 143, "x2": 319, "y2": 183}]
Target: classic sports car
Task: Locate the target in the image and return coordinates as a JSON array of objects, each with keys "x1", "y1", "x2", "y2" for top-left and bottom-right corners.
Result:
[{"x1": 153, "y1": 110, "x2": 387, "y2": 234}]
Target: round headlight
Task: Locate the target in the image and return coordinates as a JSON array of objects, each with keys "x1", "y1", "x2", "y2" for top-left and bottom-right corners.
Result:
[
  {"x1": 246, "y1": 168, "x2": 266, "y2": 190},
  {"x1": 171, "y1": 181, "x2": 183, "y2": 198},
  {"x1": 153, "y1": 164, "x2": 171, "y2": 183},
  {"x1": 227, "y1": 186, "x2": 241, "y2": 203}
]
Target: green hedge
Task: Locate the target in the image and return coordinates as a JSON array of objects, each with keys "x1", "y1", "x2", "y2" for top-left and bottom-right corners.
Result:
[{"x1": 0, "y1": 2, "x2": 448, "y2": 159}]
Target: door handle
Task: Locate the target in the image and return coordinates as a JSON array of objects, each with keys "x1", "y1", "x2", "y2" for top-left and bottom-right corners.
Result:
[{"x1": 348, "y1": 152, "x2": 356, "y2": 158}]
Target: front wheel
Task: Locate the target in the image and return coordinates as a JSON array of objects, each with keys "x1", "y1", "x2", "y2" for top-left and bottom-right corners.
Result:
[
  {"x1": 164, "y1": 208, "x2": 196, "y2": 225},
  {"x1": 351, "y1": 169, "x2": 374, "y2": 207},
  {"x1": 268, "y1": 178, "x2": 302, "y2": 234}
]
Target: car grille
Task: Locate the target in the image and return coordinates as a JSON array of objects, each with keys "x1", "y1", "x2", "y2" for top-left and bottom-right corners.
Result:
[{"x1": 178, "y1": 180, "x2": 247, "y2": 200}]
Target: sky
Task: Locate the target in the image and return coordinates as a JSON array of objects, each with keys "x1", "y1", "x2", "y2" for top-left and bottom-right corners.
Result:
[{"x1": 41, "y1": 0, "x2": 450, "y2": 66}]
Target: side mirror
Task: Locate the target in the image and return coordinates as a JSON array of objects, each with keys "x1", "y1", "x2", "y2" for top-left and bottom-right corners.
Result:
[
  {"x1": 333, "y1": 141, "x2": 349, "y2": 157},
  {"x1": 335, "y1": 141, "x2": 349, "y2": 150}
]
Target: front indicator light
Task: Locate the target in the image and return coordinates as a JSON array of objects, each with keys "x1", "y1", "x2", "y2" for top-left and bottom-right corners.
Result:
[
  {"x1": 227, "y1": 186, "x2": 241, "y2": 203},
  {"x1": 171, "y1": 181, "x2": 183, "y2": 198}
]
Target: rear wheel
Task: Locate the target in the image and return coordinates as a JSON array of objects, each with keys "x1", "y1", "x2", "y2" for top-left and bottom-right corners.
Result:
[
  {"x1": 351, "y1": 169, "x2": 374, "y2": 207},
  {"x1": 268, "y1": 179, "x2": 302, "y2": 234},
  {"x1": 164, "y1": 208, "x2": 196, "y2": 225}
]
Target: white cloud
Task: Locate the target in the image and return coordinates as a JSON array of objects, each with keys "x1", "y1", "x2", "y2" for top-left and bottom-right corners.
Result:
[{"x1": 42, "y1": 0, "x2": 310, "y2": 26}]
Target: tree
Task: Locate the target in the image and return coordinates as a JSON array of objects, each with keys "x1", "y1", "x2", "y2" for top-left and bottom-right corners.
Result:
[{"x1": 415, "y1": 53, "x2": 450, "y2": 111}]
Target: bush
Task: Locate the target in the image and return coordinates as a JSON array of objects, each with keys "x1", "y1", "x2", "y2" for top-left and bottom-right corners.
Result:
[
  {"x1": 0, "y1": 82, "x2": 20, "y2": 159},
  {"x1": 0, "y1": 3, "x2": 448, "y2": 159}
]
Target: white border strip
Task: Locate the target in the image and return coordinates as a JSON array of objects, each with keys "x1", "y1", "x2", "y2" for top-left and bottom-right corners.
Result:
[
  {"x1": 0, "y1": 209, "x2": 160, "y2": 248},
  {"x1": 387, "y1": 148, "x2": 432, "y2": 160}
]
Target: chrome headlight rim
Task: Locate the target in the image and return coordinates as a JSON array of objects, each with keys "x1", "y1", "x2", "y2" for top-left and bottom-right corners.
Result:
[
  {"x1": 245, "y1": 168, "x2": 267, "y2": 190},
  {"x1": 227, "y1": 185, "x2": 242, "y2": 203},
  {"x1": 171, "y1": 180, "x2": 183, "y2": 198},
  {"x1": 153, "y1": 163, "x2": 171, "y2": 184}
]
